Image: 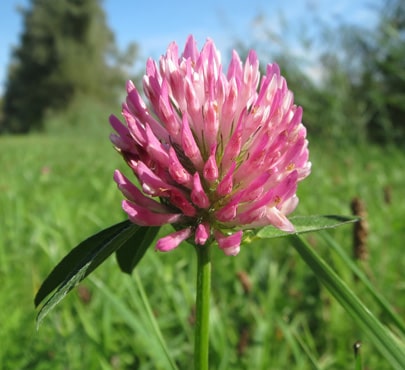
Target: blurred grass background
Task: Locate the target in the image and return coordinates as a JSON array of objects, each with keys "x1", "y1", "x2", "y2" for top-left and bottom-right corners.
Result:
[{"x1": 0, "y1": 0, "x2": 404, "y2": 368}]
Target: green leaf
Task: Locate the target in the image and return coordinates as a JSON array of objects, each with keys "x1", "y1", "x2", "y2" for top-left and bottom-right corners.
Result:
[
  {"x1": 256, "y1": 215, "x2": 358, "y2": 239},
  {"x1": 116, "y1": 226, "x2": 161, "y2": 274},
  {"x1": 35, "y1": 220, "x2": 140, "y2": 326},
  {"x1": 34, "y1": 220, "x2": 134, "y2": 307},
  {"x1": 291, "y1": 234, "x2": 405, "y2": 370}
]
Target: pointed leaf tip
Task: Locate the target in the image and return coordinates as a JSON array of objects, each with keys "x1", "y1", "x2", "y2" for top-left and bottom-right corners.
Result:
[
  {"x1": 35, "y1": 220, "x2": 140, "y2": 326},
  {"x1": 256, "y1": 215, "x2": 359, "y2": 239}
]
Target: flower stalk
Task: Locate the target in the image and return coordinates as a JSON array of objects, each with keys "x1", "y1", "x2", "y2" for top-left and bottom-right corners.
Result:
[{"x1": 194, "y1": 244, "x2": 211, "y2": 370}]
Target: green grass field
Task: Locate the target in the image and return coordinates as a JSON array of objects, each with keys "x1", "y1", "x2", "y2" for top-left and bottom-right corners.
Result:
[{"x1": 1, "y1": 132, "x2": 404, "y2": 369}]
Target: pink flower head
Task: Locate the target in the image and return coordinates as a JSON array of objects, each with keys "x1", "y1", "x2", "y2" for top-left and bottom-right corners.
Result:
[{"x1": 110, "y1": 35, "x2": 311, "y2": 256}]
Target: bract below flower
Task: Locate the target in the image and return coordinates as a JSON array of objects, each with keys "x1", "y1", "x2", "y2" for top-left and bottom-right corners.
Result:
[{"x1": 110, "y1": 35, "x2": 311, "y2": 255}]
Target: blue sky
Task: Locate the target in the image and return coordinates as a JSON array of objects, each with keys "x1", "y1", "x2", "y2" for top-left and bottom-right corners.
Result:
[{"x1": 0, "y1": 0, "x2": 377, "y2": 94}]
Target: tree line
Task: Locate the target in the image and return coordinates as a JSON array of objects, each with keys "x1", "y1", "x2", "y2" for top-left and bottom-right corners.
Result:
[
  {"x1": 0, "y1": 0, "x2": 137, "y2": 133},
  {"x1": 1, "y1": 0, "x2": 404, "y2": 146}
]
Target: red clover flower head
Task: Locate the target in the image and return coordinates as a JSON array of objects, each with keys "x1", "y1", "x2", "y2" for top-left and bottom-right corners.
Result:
[{"x1": 110, "y1": 35, "x2": 311, "y2": 256}]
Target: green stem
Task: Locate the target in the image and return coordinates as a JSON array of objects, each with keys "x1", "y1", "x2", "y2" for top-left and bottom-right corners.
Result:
[{"x1": 194, "y1": 244, "x2": 211, "y2": 370}]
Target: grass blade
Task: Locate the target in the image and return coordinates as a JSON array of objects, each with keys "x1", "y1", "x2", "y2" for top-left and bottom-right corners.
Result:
[
  {"x1": 322, "y1": 232, "x2": 405, "y2": 337},
  {"x1": 134, "y1": 271, "x2": 179, "y2": 370},
  {"x1": 290, "y1": 234, "x2": 405, "y2": 370}
]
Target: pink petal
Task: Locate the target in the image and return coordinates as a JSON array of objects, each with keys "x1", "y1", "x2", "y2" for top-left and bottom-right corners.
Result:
[
  {"x1": 237, "y1": 171, "x2": 298, "y2": 220},
  {"x1": 227, "y1": 50, "x2": 243, "y2": 82},
  {"x1": 157, "y1": 80, "x2": 181, "y2": 138},
  {"x1": 195, "y1": 222, "x2": 210, "y2": 245},
  {"x1": 236, "y1": 172, "x2": 270, "y2": 203},
  {"x1": 237, "y1": 134, "x2": 270, "y2": 177},
  {"x1": 279, "y1": 195, "x2": 299, "y2": 215},
  {"x1": 181, "y1": 115, "x2": 204, "y2": 170},
  {"x1": 143, "y1": 67, "x2": 160, "y2": 108},
  {"x1": 123, "y1": 109, "x2": 147, "y2": 146},
  {"x1": 165, "y1": 41, "x2": 179, "y2": 64},
  {"x1": 168, "y1": 147, "x2": 193, "y2": 187},
  {"x1": 183, "y1": 35, "x2": 199, "y2": 61},
  {"x1": 243, "y1": 50, "x2": 260, "y2": 91},
  {"x1": 109, "y1": 115, "x2": 134, "y2": 152},
  {"x1": 203, "y1": 145, "x2": 219, "y2": 183},
  {"x1": 214, "y1": 230, "x2": 243, "y2": 256},
  {"x1": 191, "y1": 172, "x2": 210, "y2": 209},
  {"x1": 145, "y1": 124, "x2": 170, "y2": 166},
  {"x1": 215, "y1": 193, "x2": 243, "y2": 222},
  {"x1": 220, "y1": 118, "x2": 243, "y2": 173},
  {"x1": 122, "y1": 200, "x2": 182, "y2": 226},
  {"x1": 114, "y1": 170, "x2": 166, "y2": 212},
  {"x1": 220, "y1": 78, "x2": 238, "y2": 139},
  {"x1": 168, "y1": 188, "x2": 197, "y2": 217},
  {"x1": 109, "y1": 133, "x2": 131, "y2": 153},
  {"x1": 126, "y1": 87, "x2": 169, "y2": 142},
  {"x1": 203, "y1": 101, "x2": 219, "y2": 149},
  {"x1": 265, "y1": 207, "x2": 295, "y2": 232},
  {"x1": 135, "y1": 162, "x2": 172, "y2": 197},
  {"x1": 216, "y1": 162, "x2": 235, "y2": 196},
  {"x1": 184, "y1": 74, "x2": 201, "y2": 114},
  {"x1": 110, "y1": 114, "x2": 129, "y2": 139},
  {"x1": 155, "y1": 227, "x2": 192, "y2": 252}
]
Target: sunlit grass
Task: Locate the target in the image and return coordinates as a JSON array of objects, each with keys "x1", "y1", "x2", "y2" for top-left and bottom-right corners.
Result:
[{"x1": 1, "y1": 133, "x2": 404, "y2": 369}]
